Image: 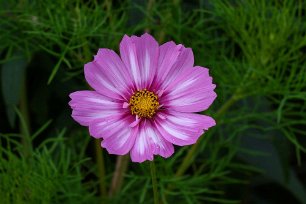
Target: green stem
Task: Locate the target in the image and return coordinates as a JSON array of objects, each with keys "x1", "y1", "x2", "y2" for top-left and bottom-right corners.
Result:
[
  {"x1": 95, "y1": 139, "x2": 106, "y2": 197},
  {"x1": 104, "y1": 0, "x2": 114, "y2": 31},
  {"x1": 215, "y1": 93, "x2": 240, "y2": 117},
  {"x1": 105, "y1": 0, "x2": 112, "y2": 21},
  {"x1": 20, "y1": 73, "x2": 31, "y2": 157},
  {"x1": 145, "y1": 0, "x2": 155, "y2": 33},
  {"x1": 175, "y1": 92, "x2": 242, "y2": 177},
  {"x1": 150, "y1": 160, "x2": 159, "y2": 204},
  {"x1": 109, "y1": 155, "x2": 129, "y2": 196}
]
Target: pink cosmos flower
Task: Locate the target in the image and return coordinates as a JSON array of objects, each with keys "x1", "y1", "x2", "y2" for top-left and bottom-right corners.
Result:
[{"x1": 69, "y1": 33, "x2": 217, "y2": 162}]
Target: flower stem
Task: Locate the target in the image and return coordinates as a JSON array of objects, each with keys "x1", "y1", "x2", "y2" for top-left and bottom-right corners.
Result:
[
  {"x1": 175, "y1": 92, "x2": 241, "y2": 177},
  {"x1": 150, "y1": 160, "x2": 159, "y2": 204},
  {"x1": 95, "y1": 139, "x2": 106, "y2": 197},
  {"x1": 109, "y1": 155, "x2": 129, "y2": 196}
]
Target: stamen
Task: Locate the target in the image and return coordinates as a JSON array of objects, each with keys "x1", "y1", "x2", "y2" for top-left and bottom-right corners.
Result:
[
  {"x1": 129, "y1": 89, "x2": 159, "y2": 118},
  {"x1": 130, "y1": 116, "x2": 140, "y2": 127},
  {"x1": 123, "y1": 102, "x2": 129, "y2": 108},
  {"x1": 156, "y1": 89, "x2": 165, "y2": 97}
]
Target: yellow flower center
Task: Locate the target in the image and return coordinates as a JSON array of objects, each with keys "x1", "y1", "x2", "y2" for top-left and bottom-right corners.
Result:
[{"x1": 129, "y1": 89, "x2": 159, "y2": 118}]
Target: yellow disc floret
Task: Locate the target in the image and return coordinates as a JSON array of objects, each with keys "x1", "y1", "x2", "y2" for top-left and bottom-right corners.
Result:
[{"x1": 129, "y1": 89, "x2": 159, "y2": 118}]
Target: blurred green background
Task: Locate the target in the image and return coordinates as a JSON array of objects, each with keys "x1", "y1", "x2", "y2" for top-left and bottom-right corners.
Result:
[{"x1": 1, "y1": 0, "x2": 306, "y2": 203}]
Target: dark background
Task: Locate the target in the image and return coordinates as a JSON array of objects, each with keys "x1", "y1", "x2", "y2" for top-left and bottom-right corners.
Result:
[{"x1": 1, "y1": 0, "x2": 306, "y2": 203}]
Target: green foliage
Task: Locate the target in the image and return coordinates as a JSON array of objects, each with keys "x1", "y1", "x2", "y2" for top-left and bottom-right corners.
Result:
[
  {"x1": 0, "y1": 0, "x2": 305, "y2": 203},
  {"x1": 0, "y1": 113, "x2": 98, "y2": 204}
]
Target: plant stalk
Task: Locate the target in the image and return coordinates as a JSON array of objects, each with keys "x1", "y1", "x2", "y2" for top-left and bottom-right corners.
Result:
[
  {"x1": 20, "y1": 73, "x2": 32, "y2": 157},
  {"x1": 95, "y1": 140, "x2": 106, "y2": 197},
  {"x1": 145, "y1": 0, "x2": 155, "y2": 33},
  {"x1": 109, "y1": 155, "x2": 129, "y2": 196},
  {"x1": 150, "y1": 160, "x2": 159, "y2": 204}
]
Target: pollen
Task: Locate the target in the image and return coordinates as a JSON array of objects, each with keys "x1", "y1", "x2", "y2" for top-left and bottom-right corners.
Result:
[{"x1": 129, "y1": 89, "x2": 159, "y2": 118}]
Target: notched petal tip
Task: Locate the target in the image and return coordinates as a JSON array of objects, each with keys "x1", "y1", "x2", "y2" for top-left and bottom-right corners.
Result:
[
  {"x1": 83, "y1": 62, "x2": 94, "y2": 80},
  {"x1": 205, "y1": 116, "x2": 216, "y2": 129},
  {"x1": 130, "y1": 154, "x2": 153, "y2": 163},
  {"x1": 141, "y1": 32, "x2": 153, "y2": 38},
  {"x1": 140, "y1": 32, "x2": 158, "y2": 42},
  {"x1": 120, "y1": 34, "x2": 131, "y2": 44},
  {"x1": 68, "y1": 92, "x2": 74, "y2": 99}
]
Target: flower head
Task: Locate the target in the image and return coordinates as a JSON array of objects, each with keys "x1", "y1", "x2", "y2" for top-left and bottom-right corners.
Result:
[{"x1": 69, "y1": 33, "x2": 217, "y2": 162}]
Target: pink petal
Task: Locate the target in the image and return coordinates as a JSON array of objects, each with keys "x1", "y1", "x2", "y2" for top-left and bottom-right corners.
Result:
[
  {"x1": 160, "y1": 66, "x2": 217, "y2": 112},
  {"x1": 130, "y1": 120, "x2": 174, "y2": 163},
  {"x1": 154, "y1": 42, "x2": 194, "y2": 90},
  {"x1": 84, "y1": 58, "x2": 127, "y2": 100},
  {"x1": 98, "y1": 115, "x2": 138, "y2": 155},
  {"x1": 94, "y1": 49, "x2": 134, "y2": 98},
  {"x1": 69, "y1": 91, "x2": 123, "y2": 126},
  {"x1": 89, "y1": 114, "x2": 130, "y2": 139},
  {"x1": 154, "y1": 111, "x2": 216, "y2": 146},
  {"x1": 120, "y1": 33, "x2": 159, "y2": 90}
]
